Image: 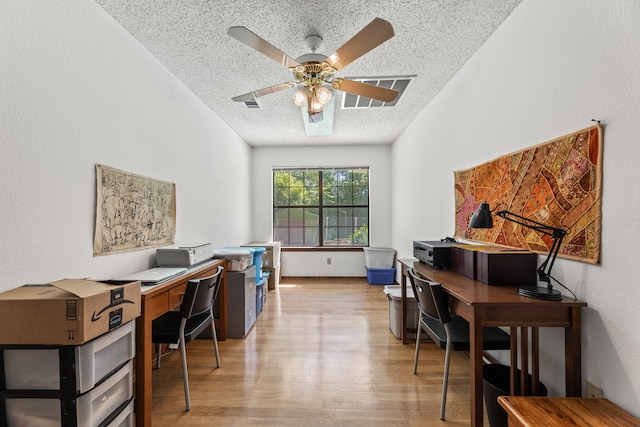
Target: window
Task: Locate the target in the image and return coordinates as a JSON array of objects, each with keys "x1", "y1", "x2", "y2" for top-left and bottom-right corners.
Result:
[{"x1": 273, "y1": 168, "x2": 369, "y2": 247}]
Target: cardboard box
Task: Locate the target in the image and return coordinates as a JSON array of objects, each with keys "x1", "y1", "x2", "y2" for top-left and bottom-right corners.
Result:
[
  {"x1": 0, "y1": 279, "x2": 140, "y2": 345},
  {"x1": 476, "y1": 250, "x2": 537, "y2": 286}
]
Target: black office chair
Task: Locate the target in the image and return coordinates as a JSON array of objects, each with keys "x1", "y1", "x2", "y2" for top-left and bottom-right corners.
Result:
[
  {"x1": 152, "y1": 266, "x2": 223, "y2": 411},
  {"x1": 408, "y1": 268, "x2": 511, "y2": 420}
]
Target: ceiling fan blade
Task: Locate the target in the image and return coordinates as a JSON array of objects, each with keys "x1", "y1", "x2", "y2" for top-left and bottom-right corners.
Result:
[
  {"x1": 324, "y1": 18, "x2": 394, "y2": 71},
  {"x1": 332, "y1": 79, "x2": 398, "y2": 103},
  {"x1": 228, "y1": 26, "x2": 302, "y2": 69},
  {"x1": 232, "y1": 82, "x2": 298, "y2": 102}
]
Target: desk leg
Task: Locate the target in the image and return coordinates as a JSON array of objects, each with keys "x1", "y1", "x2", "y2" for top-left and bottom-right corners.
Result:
[
  {"x1": 401, "y1": 275, "x2": 407, "y2": 345},
  {"x1": 135, "y1": 308, "x2": 153, "y2": 427},
  {"x1": 469, "y1": 310, "x2": 484, "y2": 427},
  {"x1": 520, "y1": 327, "x2": 529, "y2": 395},
  {"x1": 532, "y1": 327, "x2": 540, "y2": 395},
  {"x1": 565, "y1": 307, "x2": 583, "y2": 396},
  {"x1": 510, "y1": 327, "x2": 518, "y2": 394},
  {"x1": 400, "y1": 265, "x2": 409, "y2": 344},
  {"x1": 218, "y1": 269, "x2": 227, "y2": 341}
]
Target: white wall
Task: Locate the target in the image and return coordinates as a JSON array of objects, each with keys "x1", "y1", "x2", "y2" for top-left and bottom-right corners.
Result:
[
  {"x1": 392, "y1": 0, "x2": 640, "y2": 415},
  {"x1": 0, "y1": 0, "x2": 252, "y2": 289},
  {"x1": 252, "y1": 145, "x2": 392, "y2": 276}
]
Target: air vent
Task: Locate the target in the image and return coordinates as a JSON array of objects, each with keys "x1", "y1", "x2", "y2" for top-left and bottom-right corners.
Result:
[
  {"x1": 244, "y1": 99, "x2": 259, "y2": 108},
  {"x1": 341, "y1": 76, "x2": 414, "y2": 109}
]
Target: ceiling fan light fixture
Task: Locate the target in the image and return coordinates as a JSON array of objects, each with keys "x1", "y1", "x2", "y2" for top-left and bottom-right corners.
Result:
[
  {"x1": 228, "y1": 18, "x2": 396, "y2": 133},
  {"x1": 292, "y1": 89, "x2": 307, "y2": 107},
  {"x1": 314, "y1": 85, "x2": 332, "y2": 105}
]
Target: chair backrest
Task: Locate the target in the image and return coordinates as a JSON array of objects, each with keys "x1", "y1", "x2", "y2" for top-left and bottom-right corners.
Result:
[
  {"x1": 427, "y1": 281, "x2": 453, "y2": 324},
  {"x1": 179, "y1": 266, "x2": 223, "y2": 319},
  {"x1": 407, "y1": 268, "x2": 440, "y2": 319}
]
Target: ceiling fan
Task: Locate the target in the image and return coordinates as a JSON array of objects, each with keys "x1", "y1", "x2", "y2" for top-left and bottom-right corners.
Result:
[{"x1": 228, "y1": 18, "x2": 398, "y2": 122}]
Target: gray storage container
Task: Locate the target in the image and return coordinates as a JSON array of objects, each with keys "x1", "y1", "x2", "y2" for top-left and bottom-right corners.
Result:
[{"x1": 383, "y1": 285, "x2": 419, "y2": 339}]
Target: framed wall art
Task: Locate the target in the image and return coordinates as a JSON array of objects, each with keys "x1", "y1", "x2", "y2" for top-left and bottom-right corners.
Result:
[{"x1": 94, "y1": 164, "x2": 176, "y2": 256}]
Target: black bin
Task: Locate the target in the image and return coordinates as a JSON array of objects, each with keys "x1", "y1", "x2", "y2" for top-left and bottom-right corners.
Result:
[{"x1": 483, "y1": 364, "x2": 548, "y2": 427}]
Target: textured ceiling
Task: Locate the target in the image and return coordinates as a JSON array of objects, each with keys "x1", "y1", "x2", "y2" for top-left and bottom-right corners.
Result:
[{"x1": 94, "y1": 0, "x2": 522, "y2": 147}]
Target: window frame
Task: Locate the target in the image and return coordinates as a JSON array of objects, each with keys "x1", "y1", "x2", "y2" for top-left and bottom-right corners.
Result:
[{"x1": 273, "y1": 167, "x2": 370, "y2": 248}]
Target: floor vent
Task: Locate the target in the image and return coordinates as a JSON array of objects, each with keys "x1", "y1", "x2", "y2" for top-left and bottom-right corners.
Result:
[{"x1": 341, "y1": 76, "x2": 413, "y2": 109}]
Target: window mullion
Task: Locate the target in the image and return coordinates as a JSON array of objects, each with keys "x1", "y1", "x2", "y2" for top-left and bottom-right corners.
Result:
[{"x1": 318, "y1": 171, "x2": 324, "y2": 247}]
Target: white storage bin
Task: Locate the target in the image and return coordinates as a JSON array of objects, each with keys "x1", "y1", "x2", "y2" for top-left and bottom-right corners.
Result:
[
  {"x1": 3, "y1": 398, "x2": 60, "y2": 427},
  {"x1": 3, "y1": 321, "x2": 135, "y2": 394},
  {"x1": 383, "y1": 285, "x2": 419, "y2": 340},
  {"x1": 78, "y1": 359, "x2": 133, "y2": 427},
  {"x1": 76, "y1": 321, "x2": 135, "y2": 394},
  {"x1": 106, "y1": 398, "x2": 134, "y2": 427},
  {"x1": 214, "y1": 248, "x2": 254, "y2": 271},
  {"x1": 4, "y1": 360, "x2": 133, "y2": 427},
  {"x1": 243, "y1": 241, "x2": 281, "y2": 268},
  {"x1": 2, "y1": 348, "x2": 60, "y2": 390},
  {"x1": 364, "y1": 247, "x2": 397, "y2": 268}
]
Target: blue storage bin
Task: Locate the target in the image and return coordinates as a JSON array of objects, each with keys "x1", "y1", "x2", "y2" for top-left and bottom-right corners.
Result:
[
  {"x1": 366, "y1": 267, "x2": 396, "y2": 285},
  {"x1": 251, "y1": 247, "x2": 266, "y2": 278},
  {"x1": 255, "y1": 276, "x2": 267, "y2": 314}
]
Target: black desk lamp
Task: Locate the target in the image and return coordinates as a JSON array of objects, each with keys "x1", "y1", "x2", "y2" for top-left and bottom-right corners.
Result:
[{"x1": 469, "y1": 203, "x2": 565, "y2": 301}]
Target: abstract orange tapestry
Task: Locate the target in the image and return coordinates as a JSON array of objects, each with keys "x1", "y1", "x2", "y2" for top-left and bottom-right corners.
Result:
[{"x1": 454, "y1": 125, "x2": 602, "y2": 264}]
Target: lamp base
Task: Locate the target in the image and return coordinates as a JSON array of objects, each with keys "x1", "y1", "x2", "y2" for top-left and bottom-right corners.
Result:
[{"x1": 518, "y1": 285, "x2": 562, "y2": 301}]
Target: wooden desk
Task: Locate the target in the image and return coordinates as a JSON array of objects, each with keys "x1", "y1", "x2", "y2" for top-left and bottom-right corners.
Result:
[
  {"x1": 135, "y1": 258, "x2": 227, "y2": 427},
  {"x1": 398, "y1": 258, "x2": 587, "y2": 427},
  {"x1": 498, "y1": 396, "x2": 640, "y2": 426}
]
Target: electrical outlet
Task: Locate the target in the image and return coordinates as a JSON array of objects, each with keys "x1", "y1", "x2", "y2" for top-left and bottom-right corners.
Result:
[
  {"x1": 168, "y1": 343, "x2": 179, "y2": 350},
  {"x1": 586, "y1": 380, "x2": 604, "y2": 398},
  {"x1": 326, "y1": 257, "x2": 332, "y2": 265}
]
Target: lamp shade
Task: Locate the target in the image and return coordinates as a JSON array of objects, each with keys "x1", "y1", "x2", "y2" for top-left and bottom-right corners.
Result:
[
  {"x1": 292, "y1": 89, "x2": 307, "y2": 107},
  {"x1": 469, "y1": 203, "x2": 493, "y2": 228},
  {"x1": 315, "y1": 85, "x2": 332, "y2": 104}
]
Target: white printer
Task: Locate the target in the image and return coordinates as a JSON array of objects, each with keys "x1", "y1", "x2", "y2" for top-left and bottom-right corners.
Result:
[{"x1": 156, "y1": 243, "x2": 214, "y2": 267}]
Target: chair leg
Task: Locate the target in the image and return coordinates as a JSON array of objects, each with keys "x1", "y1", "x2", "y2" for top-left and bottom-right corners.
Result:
[
  {"x1": 413, "y1": 320, "x2": 422, "y2": 374},
  {"x1": 440, "y1": 339, "x2": 452, "y2": 420},
  {"x1": 211, "y1": 316, "x2": 220, "y2": 368},
  {"x1": 156, "y1": 343, "x2": 161, "y2": 369},
  {"x1": 178, "y1": 332, "x2": 191, "y2": 411}
]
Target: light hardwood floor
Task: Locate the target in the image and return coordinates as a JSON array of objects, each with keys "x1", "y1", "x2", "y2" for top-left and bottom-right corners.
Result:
[{"x1": 151, "y1": 277, "x2": 476, "y2": 426}]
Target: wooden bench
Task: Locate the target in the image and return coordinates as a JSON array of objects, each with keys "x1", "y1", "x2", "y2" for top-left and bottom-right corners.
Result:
[{"x1": 497, "y1": 396, "x2": 640, "y2": 426}]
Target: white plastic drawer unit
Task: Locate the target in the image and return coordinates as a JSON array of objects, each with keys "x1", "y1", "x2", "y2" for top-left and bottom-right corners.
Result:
[
  {"x1": 106, "y1": 397, "x2": 134, "y2": 427},
  {"x1": 4, "y1": 360, "x2": 133, "y2": 427},
  {"x1": 2, "y1": 320, "x2": 135, "y2": 394}
]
